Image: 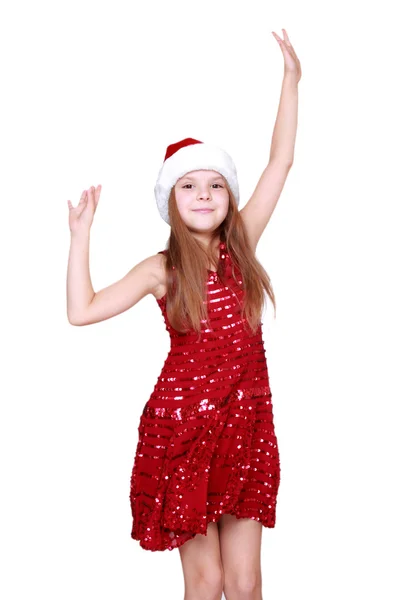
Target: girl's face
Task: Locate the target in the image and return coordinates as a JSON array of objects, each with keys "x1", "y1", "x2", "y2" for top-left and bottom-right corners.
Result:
[{"x1": 174, "y1": 170, "x2": 229, "y2": 233}]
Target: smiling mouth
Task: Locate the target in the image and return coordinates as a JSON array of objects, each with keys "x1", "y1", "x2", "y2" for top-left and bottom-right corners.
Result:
[{"x1": 193, "y1": 209, "x2": 214, "y2": 212}]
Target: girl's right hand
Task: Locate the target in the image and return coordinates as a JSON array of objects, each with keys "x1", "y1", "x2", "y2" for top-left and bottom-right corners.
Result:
[{"x1": 67, "y1": 185, "x2": 102, "y2": 235}]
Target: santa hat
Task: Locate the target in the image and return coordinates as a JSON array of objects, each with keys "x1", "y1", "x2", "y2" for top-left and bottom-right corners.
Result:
[{"x1": 154, "y1": 137, "x2": 240, "y2": 224}]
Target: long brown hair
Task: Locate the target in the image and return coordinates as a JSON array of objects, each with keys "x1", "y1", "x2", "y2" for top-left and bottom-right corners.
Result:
[{"x1": 161, "y1": 177, "x2": 276, "y2": 336}]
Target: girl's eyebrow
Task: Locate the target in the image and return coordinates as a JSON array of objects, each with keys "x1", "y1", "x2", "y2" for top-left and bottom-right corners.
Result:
[{"x1": 181, "y1": 175, "x2": 225, "y2": 182}]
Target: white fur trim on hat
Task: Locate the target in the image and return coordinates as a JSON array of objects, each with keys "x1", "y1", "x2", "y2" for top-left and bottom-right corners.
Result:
[{"x1": 154, "y1": 142, "x2": 240, "y2": 225}]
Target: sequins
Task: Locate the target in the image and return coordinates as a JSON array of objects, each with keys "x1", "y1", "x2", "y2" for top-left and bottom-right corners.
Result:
[{"x1": 130, "y1": 241, "x2": 280, "y2": 552}]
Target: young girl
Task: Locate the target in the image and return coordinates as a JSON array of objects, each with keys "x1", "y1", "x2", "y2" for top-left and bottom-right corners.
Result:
[{"x1": 67, "y1": 28, "x2": 300, "y2": 600}]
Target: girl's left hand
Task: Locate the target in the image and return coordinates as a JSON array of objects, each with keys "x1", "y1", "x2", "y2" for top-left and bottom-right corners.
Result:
[{"x1": 272, "y1": 29, "x2": 302, "y2": 83}]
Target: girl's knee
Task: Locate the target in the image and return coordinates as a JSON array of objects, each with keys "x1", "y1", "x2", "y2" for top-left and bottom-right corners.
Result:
[
  {"x1": 185, "y1": 567, "x2": 224, "y2": 599},
  {"x1": 224, "y1": 570, "x2": 262, "y2": 599}
]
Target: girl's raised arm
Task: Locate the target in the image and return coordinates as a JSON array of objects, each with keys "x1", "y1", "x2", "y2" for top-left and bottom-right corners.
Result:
[{"x1": 66, "y1": 185, "x2": 161, "y2": 326}]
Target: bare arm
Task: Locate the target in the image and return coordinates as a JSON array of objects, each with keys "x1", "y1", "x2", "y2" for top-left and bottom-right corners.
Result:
[{"x1": 67, "y1": 231, "x2": 161, "y2": 326}]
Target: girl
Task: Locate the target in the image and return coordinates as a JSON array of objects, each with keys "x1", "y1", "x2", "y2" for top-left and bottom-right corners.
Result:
[{"x1": 67, "y1": 28, "x2": 300, "y2": 600}]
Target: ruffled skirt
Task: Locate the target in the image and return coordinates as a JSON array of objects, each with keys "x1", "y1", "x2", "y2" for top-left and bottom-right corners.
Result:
[{"x1": 129, "y1": 384, "x2": 280, "y2": 552}]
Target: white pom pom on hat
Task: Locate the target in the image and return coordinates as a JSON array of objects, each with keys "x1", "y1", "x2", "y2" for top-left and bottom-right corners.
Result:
[{"x1": 154, "y1": 137, "x2": 240, "y2": 225}]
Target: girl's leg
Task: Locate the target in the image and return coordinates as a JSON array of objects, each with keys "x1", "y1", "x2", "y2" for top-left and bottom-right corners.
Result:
[
  {"x1": 217, "y1": 514, "x2": 263, "y2": 600},
  {"x1": 178, "y1": 521, "x2": 225, "y2": 600}
]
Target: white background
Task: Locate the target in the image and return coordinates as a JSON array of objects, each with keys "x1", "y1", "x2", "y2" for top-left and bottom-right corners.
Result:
[{"x1": 1, "y1": 0, "x2": 399, "y2": 598}]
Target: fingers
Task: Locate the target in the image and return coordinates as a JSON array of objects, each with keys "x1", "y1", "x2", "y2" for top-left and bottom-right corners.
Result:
[
  {"x1": 272, "y1": 29, "x2": 294, "y2": 51},
  {"x1": 272, "y1": 31, "x2": 287, "y2": 50},
  {"x1": 78, "y1": 190, "x2": 88, "y2": 207},
  {"x1": 281, "y1": 29, "x2": 297, "y2": 56},
  {"x1": 68, "y1": 190, "x2": 86, "y2": 210},
  {"x1": 67, "y1": 186, "x2": 101, "y2": 210},
  {"x1": 94, "y1": 184, "x2": 102, "y2": 208},
  {"x1": 282, "y1": 28, "x2": 291, "y2": 46},
  {"x1": 87, "y1": 185, "x2": 102, "y2": 211}
]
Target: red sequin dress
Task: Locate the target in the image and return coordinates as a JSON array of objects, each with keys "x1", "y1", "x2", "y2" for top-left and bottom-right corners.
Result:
[{"x1": 129, "y1": 241, "x2": 281, "y2": 552}]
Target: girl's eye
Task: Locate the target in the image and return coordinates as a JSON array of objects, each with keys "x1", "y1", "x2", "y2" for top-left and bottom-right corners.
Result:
[{"x1": 183, "y1": 184, "x2": 222, "y2": 189}]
